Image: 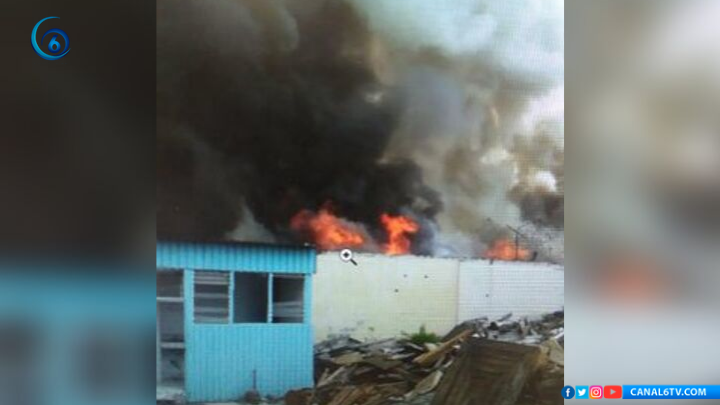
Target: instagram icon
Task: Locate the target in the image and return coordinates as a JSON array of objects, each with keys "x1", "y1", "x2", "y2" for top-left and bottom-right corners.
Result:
[{"x1": 590, "y1": 386, "x2": 603, "y2": 399}]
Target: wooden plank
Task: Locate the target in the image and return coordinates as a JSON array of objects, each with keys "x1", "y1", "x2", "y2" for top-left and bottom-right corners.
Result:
[
  {"x1": 431, "y1": 339, "x2": 542, "y2": 405},
  {"x1": 332, "y1": 352, "x2": 364, "y2": 366},
  {"x1": 413, "y1": 329, "x2": 472, "y2": 367}
]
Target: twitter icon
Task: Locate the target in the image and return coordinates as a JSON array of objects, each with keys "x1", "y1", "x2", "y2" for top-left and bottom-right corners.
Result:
[{"x1": 576, "y1": 386, "x2": 589, "y2": 399}]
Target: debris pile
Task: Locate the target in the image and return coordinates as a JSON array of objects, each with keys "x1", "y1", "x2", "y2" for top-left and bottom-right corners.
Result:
[{"x1": 287, "y1": 312, "x2": 564, "y2": 405}]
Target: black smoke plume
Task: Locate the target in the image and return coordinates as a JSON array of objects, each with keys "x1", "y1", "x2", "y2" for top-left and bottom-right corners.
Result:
[
  {"x1": 157, "y1": 0, "x2": 441, "y2": 252},
  {"x1": 157, "y1": 0, "x2": 565, "y2": 260}
]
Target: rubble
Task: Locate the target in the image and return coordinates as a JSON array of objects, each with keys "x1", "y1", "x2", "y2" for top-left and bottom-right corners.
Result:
[
  {"x1": 430, "y1": 339, "x2": 543, "y2": 405},
  {"x1": 289, "y1": 311, "x2": 564, "y2": 405}
]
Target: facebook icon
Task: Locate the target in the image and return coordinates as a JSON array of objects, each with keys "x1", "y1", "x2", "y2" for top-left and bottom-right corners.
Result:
[{"x1": 562, "y1": 386, "x2": 576, "y2": 399}]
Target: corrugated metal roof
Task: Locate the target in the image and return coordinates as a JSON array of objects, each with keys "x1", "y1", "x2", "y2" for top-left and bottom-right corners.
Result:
[{"x1": 157, "y1": 241, "x2": 316, "y2": 274}]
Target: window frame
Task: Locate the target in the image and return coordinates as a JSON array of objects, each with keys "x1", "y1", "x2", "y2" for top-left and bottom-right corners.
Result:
[
  {"x1": 191, "y1": 270, "x2": 306, "y2": 325},
  {"x1": 193, "y1": 271, "x2": 231, "y2": 324}
]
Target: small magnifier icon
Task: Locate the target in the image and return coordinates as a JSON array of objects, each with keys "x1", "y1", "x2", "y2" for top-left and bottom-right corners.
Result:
[{"x1": 339, "y1": 248, "x2": 357, "y2": 266}]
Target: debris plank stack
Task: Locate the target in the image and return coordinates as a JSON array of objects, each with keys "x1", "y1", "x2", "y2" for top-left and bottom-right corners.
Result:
[
  {"x1": 286, "y1": 311, "x2": 564, "y2": 405},
  {"x1": 430, "y1": 339, "x2": 542, "y2": 405}
]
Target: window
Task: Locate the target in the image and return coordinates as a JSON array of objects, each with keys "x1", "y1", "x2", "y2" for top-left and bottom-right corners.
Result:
[
  {"x1": 157, "y1": 270, "x2": 185, "y2": 385},
  {"x1": 157, "y1": 270, "x2": 184, "y2": 343},
  {"x1": 272, "y1": 275, "x2": 305, "y2": 323},
  {"x1": 192, "y1": 271, "x2": 306, "y2": 325},
  {"x1": 157, "y1": 270, "x2": 183, "y2": 298},
  {"x1": 194, "y1": 271, "x2": 229, "y2": 323},
  {"x1": 233, "y1": 273, "x2": 269, "y2": 323}
]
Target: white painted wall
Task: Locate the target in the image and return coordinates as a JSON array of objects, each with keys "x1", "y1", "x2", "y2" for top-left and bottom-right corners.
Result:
[
  {"x1": 313, "y1": 253, "x2": 459, "y2": 341},
  {"x1": 312, "y1": 253, "x2": 564, "y2": 342},
  {"x1": 457, "y1": 261, "x2": 564, "y2": 322}
]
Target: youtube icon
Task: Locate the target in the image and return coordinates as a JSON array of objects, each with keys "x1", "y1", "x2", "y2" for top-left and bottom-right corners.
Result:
[{"x1": 604, "y1": 386, "x2": 623, "y2": 399}]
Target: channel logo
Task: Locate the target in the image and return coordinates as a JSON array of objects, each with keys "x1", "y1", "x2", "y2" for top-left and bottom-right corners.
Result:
[
  {"x1": 31, "y1": 17, "x2": 70, "y2": 60},
  {"x1": 589, "y1": 386, "x2": 603, "y2": 399},
  {"x1": 604, "y1": 386, "x2": 622, "y2": 399},
  {"x1": 575, "y1": 386, "x2": 589, "y2": 399}
]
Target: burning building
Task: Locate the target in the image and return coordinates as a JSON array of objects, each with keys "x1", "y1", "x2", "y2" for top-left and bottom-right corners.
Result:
[
  {"x1": 155, "y1": 1, "x2": 564, "y2": 401},
  {"x1": 156, "y1": 0, "x2": 564, "y2": 261},
  {"x1": 290, "y1": 204, "x2": 420, "y2": 255}
]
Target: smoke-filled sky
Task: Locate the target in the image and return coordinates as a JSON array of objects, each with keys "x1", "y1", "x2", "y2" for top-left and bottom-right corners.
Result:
[{"x1": 157, "y1": 0, "x2": 564, "y2": 259}]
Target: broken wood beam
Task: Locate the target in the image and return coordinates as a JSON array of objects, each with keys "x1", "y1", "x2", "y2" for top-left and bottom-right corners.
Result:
[
  {"x1": 413, "y1": 329, "x2": 472, "y2": 368},
  {"x1": 431, "y1": 338, "x2": 543, "y2": 405}
]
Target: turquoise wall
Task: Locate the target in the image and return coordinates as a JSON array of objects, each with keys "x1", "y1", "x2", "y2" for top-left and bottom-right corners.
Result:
[{"x1": 157, "y1": 242, "x2": 315, "y2": 402}]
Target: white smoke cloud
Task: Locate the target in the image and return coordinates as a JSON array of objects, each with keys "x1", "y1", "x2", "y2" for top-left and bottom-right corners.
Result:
[
  {"x1": 351, "y1": 0, "x2": 564, "y2": 84},
  {"x1": 352, "y1": 0, "x2": 565, "y2": 257}
]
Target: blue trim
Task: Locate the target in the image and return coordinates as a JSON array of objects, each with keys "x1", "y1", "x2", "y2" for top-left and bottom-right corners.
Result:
[
  {"x1": 267, "y1": 273, "x2": 274, "y2": 323},
  {"x1": 228, "y1": 271, "x2": 235, "y2": 322},
  {"x1": 304, "y1": 273, "x2": 312, "y2": 326}
]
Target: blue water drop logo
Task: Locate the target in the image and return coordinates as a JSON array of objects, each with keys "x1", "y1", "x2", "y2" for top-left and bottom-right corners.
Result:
[{"x1": 31, "y1": 17, "x2": 70, "y2": 60}]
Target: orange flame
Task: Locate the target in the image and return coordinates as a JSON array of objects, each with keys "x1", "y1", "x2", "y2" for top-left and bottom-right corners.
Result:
[
  {"x1": 380, "y1": 213, "x2": 419, "y2": 255},
  {"x1": 290, "y1": 207, "x2": 365, "y2": 250},
  {"x1": 484, "y1": 239, "x2": 530, "y2": 261}
]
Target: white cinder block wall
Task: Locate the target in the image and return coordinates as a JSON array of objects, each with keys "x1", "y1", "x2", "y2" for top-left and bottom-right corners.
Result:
[
  {"x1": 457, "y1": 261, "x2": 564, "y2": 322},
  {"x1": 312, "y1": 253, "x2": 563, "y2": 342},
  {"x1": 313, "y1": 253, "x2": 460, "y2": 342}
]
